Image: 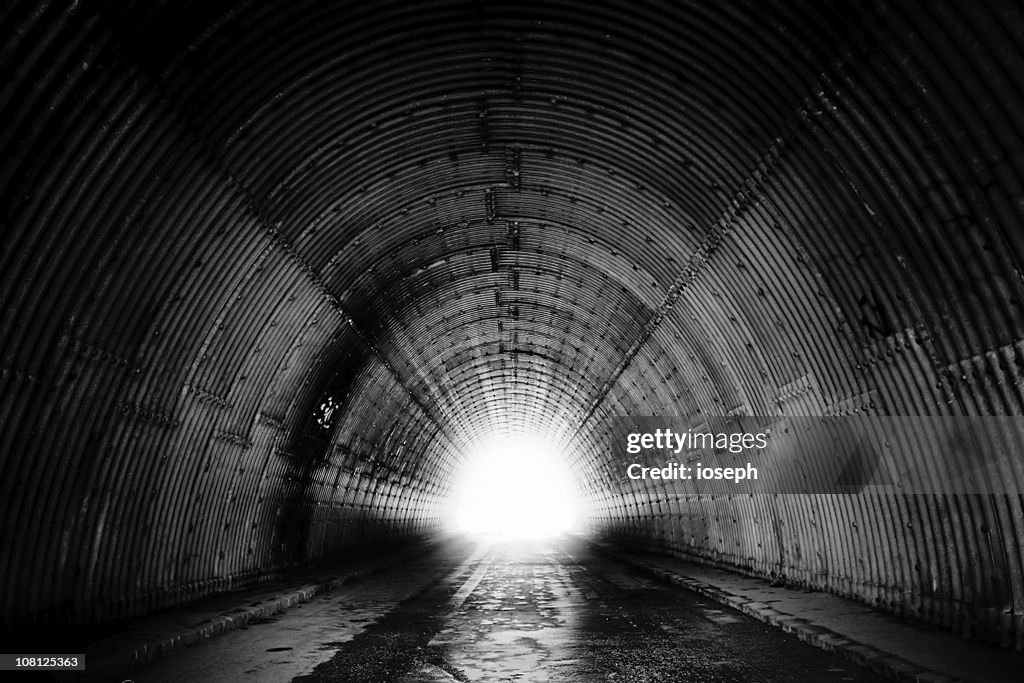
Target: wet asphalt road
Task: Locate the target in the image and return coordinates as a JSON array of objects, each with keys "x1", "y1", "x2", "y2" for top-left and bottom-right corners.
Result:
[{"x1": 129, "y1": 536, "x2": 888, "y2": 682}]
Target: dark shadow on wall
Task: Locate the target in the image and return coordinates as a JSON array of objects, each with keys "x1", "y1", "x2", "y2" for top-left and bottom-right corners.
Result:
[{"x1": 277, "y1": 348, "x2": 369, "y2": 564}]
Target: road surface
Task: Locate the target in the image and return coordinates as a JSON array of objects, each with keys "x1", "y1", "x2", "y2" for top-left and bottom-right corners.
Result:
[{"x1": 128, "y1": 536, "x2": 887, "y2": 682}]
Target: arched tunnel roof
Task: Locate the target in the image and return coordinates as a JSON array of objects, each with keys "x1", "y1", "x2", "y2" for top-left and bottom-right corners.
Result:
[{"x1": 3, "y1": 0, "x2": 1024, "y2": 648}]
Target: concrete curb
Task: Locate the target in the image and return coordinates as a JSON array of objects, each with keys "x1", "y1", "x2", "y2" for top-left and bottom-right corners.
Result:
[
  {"x1": 83, "y1": 543, "x2": 438, "y2": 682},
  {"x1": 592, "y1": 543, "x2": 962, "y2": 683}
]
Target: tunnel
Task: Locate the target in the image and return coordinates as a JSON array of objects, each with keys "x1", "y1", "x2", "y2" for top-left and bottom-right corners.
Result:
[{"x1": 4, "y1": 0, "x2": 1024, "y2": 680}]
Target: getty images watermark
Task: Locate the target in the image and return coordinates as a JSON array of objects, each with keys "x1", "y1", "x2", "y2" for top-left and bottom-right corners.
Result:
[
  {"x1": 625, "y1": 427, "x2": 764, "y2": 483},
  {"x1": 611, "y1": 415, "x2": 1024, "y2": 494}
]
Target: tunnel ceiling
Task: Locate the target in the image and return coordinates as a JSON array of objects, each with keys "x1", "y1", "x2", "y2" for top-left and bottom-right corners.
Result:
[{"x1": 5, "y1": 0, "x2": 1024, "y2": 644}]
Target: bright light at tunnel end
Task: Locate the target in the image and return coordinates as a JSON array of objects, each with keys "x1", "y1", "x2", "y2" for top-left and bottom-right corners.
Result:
[{"x1": 445, "y1": 434, "x2": 586, "y2": 539}]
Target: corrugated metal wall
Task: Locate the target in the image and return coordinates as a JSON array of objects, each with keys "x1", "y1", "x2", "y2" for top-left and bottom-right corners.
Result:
[{"x1": 2, "y1": 0, "x2": 1024, "y2": 649}]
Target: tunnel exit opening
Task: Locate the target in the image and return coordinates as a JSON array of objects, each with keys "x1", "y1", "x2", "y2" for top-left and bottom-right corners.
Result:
[{"x1": 445, "y1": 433, "x2": 585, "y2": 539}]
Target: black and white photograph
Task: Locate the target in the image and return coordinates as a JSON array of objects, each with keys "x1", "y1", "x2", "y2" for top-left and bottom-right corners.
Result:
[{"x1": 2, "y1": 1, "x2": 1024, "y2": 681}]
